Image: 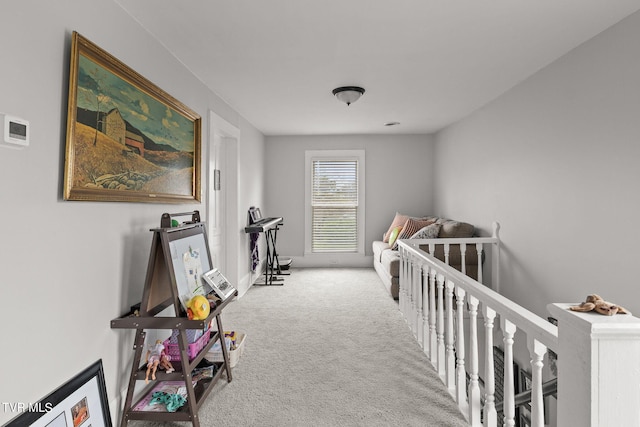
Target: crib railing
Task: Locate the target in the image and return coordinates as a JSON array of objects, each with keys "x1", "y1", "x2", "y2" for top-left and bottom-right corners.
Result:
[{"x1": 397, "y1": 222, "x2": 640, "y2": 427}]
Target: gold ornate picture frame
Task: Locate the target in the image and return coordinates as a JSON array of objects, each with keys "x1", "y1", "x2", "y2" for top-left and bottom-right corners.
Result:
[{"x1": 64, "y1": 31, "x2": 201, "y2": 203}]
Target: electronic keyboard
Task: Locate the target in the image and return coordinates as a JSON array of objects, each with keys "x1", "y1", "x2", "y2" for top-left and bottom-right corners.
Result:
[{"x1": 244, "y1": 216, "x2": 283, "y2": 233}]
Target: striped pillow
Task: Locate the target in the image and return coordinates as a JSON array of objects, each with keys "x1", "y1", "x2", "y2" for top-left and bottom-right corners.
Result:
[{"x1": 392, "y1": 218, "x2": 435, "y2": 249}]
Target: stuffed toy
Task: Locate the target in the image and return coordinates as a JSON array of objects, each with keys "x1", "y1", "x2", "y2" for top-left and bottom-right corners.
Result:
[{"x1": 569, "y1": 294, "x2": 629, "y2": 316}]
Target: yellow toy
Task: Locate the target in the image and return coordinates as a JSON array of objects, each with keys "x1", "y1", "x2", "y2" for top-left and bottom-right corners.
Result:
[{"x1": 187, "y1": 295, "x2": 210, "y2": 320}]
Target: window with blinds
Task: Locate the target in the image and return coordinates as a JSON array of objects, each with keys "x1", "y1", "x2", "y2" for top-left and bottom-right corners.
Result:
[{"x1": 311, "y1": 159, "x2": 358, "y2": 253}]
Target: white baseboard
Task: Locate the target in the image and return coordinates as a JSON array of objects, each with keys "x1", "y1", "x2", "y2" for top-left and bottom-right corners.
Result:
[{"x1": 287, "y1": 254, "x2": 373, "y2": 268}]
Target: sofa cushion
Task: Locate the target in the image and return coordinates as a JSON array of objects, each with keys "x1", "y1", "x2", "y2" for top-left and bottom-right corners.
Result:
[
  {"x1": 410, "y1": 223, "x2": 441, "y2": 239},
  {"x1": 383, "y1": 212, "x2": 410, "y2": 242},
  {"x1": 372, "y1": 240, "x2": 390, "y2": 263},
  {"x1": 436, "y1": 219, "x2": 475, "y2": 238},
  {"x1": 380, "y1": 246, "x2": 401, "y2": 277},
  {"x1": 392, "y1": 218, "x2": 436, "y2": 249},
  {"x1": 387, "y1": 226, "x2": 403, "y2": 248}
]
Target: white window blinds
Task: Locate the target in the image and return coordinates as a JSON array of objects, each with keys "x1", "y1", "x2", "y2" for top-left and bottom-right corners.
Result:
[{"x1": 311, "y1": 159, "x2": 358, "y2": 253}]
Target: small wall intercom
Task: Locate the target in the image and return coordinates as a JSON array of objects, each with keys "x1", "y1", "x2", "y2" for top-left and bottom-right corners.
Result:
[{"x1": 1, "y1": 113, "x2": 29, "y2": 149}]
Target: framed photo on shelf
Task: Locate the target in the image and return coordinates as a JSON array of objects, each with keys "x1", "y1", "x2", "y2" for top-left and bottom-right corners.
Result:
[
  {"x1": 202, "y1": 268, "x2": 236, "y2": 301},
  {"x1": 64, "y1": 31, "x2": 201, "y2": 203},
  {"x1": 5, "y1": 360, "x2": 111, "y2": 427}
]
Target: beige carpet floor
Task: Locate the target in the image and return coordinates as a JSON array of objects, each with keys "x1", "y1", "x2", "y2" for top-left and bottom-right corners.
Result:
[{"x1": 129, "y1": 268, "x2": 468, "y2": 427}]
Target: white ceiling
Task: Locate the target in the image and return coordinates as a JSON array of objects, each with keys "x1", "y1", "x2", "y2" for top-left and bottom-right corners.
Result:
[{"x1": 115, "y1": 0, "x2": 640, "y2": 136}]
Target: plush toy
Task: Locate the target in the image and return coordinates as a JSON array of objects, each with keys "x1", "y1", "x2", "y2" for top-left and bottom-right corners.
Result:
[
  {"x1": 187, "y1": 295, "x2": 210, "y2": 320},
  {"x1": 569, "y1": 294, "x2": 629, "y2": 316}
]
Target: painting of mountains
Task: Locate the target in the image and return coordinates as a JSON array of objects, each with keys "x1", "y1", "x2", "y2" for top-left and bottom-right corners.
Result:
[{"x1": 64, "y1": 32, "x2": 201, "y2": 203}]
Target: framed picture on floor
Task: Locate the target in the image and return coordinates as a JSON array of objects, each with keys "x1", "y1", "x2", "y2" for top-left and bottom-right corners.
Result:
[{"x1": 4, "y1": 360, "x2": 111, "y2": 427}]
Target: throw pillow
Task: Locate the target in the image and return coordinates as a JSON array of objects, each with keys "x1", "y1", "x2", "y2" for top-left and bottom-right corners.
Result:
[
  {"x1": 387, "y1": 226, "x2": 403, "y2": 249},
  {"x1": 409, "y1": 223, "x2": 441, "y2": 239},
  {"x1": 383, "y1": 212, "x2": 409, "y2": 242},
  {"x1": 392, "y1": 218, "x2": 435, "y2": 249}
]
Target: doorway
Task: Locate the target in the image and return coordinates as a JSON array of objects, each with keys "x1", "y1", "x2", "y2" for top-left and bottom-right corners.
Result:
[{"x1": 208, "y1": 110, "x2": 239, "y2": 292}]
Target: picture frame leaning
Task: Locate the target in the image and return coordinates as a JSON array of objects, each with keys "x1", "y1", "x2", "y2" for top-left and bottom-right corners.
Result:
[
  {"x1": 64, "y1": 31, "x2": 202, "y2": 204},
  {"x1": 4, "y1": 359, "x2": 111, "y2": 427}
]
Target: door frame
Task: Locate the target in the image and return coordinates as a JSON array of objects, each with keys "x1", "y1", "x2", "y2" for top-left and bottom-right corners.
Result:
[{"x1": 208, "y1": 110, "x2": 239, "y2": 293}]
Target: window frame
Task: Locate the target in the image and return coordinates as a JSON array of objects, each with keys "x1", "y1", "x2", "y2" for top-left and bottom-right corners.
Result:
[{"x1": 304, "y1": 150, "x2": 365, "y2": 256}]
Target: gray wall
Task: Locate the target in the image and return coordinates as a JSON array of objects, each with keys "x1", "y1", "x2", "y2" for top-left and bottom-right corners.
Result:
[
  {"x1": 0, "y1": 1, "x2": 264, "y2": 424},
  {"x1": 264, "y1": 134, "x2": 435, "y2": 264},
  {"x1": 434, "y1": 11, "x2": 640, "y2": 317}
]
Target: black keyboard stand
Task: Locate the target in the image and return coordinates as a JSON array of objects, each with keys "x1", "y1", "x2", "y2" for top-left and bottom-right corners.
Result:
[
  {"x1": 245, "y1": 216, "x2": 288, "y2": 286},
  {"x1": 261, "y1": 225, "x2": 284, "y2": 286}
]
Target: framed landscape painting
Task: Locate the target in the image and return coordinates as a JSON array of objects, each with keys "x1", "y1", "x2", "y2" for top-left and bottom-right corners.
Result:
[{"x1": 64, "y1": 31, "x2": 201, "y2": 203}]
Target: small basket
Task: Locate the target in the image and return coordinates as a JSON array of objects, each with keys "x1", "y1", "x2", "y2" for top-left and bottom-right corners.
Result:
[
  {"x1": 163, "y1": 329, "x2": 211, "y2": 361},
  {"x1": 206, "y1": 332, "x2": 246, "y2": 368}
]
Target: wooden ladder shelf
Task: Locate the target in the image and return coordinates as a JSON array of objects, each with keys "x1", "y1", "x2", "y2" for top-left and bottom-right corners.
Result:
[{"x1": 111, "y1": 212, "x2": 236, "y2": 427}]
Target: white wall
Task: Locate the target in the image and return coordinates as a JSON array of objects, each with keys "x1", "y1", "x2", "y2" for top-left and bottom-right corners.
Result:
[
  {"x1": 264, "y1": 134, "x2": 435, "y2": 265},
  {"x1": 0, "y1": 1, "x2": 264, "y2": 424},
  {"x1": 434, "y1": 11, "x2": 640, "y2": 318}
]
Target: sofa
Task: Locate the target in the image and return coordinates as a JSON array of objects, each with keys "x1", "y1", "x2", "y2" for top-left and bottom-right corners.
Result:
[{"x1": 373, "y1": 213, "x2": 480, "y2": 299}]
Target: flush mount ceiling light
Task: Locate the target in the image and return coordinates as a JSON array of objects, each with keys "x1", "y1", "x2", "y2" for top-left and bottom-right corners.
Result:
[{"x1": 332, "y1": 86, "x2": 365, "y2": 106}]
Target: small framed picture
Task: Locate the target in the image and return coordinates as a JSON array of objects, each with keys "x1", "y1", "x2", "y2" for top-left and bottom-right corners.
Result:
[
  {"x1": 4, "y1": 360, "x2": 111, "y2": 427},
  {"x1": 202, "y1": 268, "x2": 236, "y2": 301}
]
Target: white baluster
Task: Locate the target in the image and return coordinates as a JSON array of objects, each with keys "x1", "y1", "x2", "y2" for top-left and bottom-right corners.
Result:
[
  {"x1": 429, "y1": 267, "x2": 437, "y2": 366},
  {"x1": 476, "y1": 243, "x2": 484, "y2": 284},
  {"x1": 467, "y1": 295, "x2": 482, "y2": 426},
  {"x1": 422, "y1": 265, "x2": 430, "y2": 357},
  {"x1": 445, "y1": 279, "x2": 456, "y2": 393},
  {"x1": 416, "y1": 261, "x2": 424, "y2": 346},
  {"x1": 412, "y1": 259, "x2": 419, "y2": 334},
  {"x1": 444, "y1": 243, "x2": 450, "y2": 265},
  {"x1": 399, "y1": 248, "x2": 405, "y2": 317},
  {"x1": 437, "y1": 273, "x2": 446, "y2": 378},
  {"x1": 501, "y1": 319, "x2": 517, "y2": 427},
  {"x1": 528, "y1": 338, "x2": 547, "y2": 427},
  {"x1": 460, "y1": 243, "x2": 467, "y2": 276},
  {"x1": 455, "y1": 286, "x2": 468, "y2": 414},
  {"x1": 482, "y1": 305, "x2": 497, "y2": 426},
  {"x1": 407, "y1": 256, "x2": 418, "y2": 334},
  {"x1": 400, "y1": 251, "x2": 409, "y2": 320}
]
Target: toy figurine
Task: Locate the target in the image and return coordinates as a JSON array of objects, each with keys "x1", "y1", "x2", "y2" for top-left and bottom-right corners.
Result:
[
  {"x1": 159, "y1": 350, "x2": 175, "y2": 374},
  {"x1": 145, "y1": 340, "x2": 165, "y2": 383}
]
